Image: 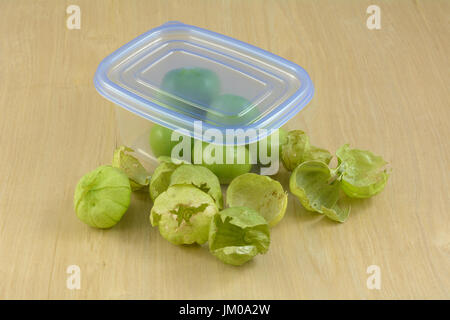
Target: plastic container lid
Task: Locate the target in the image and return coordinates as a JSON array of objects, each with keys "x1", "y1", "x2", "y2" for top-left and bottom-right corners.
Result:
[{"x1": 94, "y1": 21, "x2": 314, "y2": 144}]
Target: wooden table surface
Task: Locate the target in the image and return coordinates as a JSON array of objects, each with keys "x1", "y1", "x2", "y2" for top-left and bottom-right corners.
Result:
[{"x1": 0, "y1": 0, "x2": 449, "y2": 300}]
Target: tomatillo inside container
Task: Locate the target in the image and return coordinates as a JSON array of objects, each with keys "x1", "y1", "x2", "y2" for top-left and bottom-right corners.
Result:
[{"x1": 94, "y1": 21, "x2": 314, "y2": 171}]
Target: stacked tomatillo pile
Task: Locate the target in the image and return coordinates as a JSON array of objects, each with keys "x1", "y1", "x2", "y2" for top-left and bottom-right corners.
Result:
[{"x1": 74, "y1": 132, "x2": 389, "y2": 266}]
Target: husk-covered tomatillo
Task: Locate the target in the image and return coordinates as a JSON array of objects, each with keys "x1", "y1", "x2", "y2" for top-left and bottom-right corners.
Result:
[
  {"x1": 169, "y1": 164, "x2": 223, "y2": 209},
  {"x1": 209, "y1": 207, "x2": 270, "y2": 266},
  {"x1": 150, "y1": 184, "x2": 218, "y2": 245},
  {"x1": 227, "y1": 173, "x2": 287, "y2": 227},
  {"x1": 74, "y1": 165, "x2": 131, "y2": 228}
]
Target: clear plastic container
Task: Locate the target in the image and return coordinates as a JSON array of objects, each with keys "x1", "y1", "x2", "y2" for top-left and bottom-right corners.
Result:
[{"x1": 94, "y1": 21, "x2": 314, "y2": 170}]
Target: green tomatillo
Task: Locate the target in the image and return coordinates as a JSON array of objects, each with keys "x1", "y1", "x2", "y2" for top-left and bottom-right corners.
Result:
[
  {"x1": 74, "y1": 165, "x2": 131, "y2": 228},
  {"x1": 150, "y1": 185, "x2": 219, "y2": 245},
  {"x1": 227, "y1": 173, "x2": 287, "y2": 227},
  {"x1": 192, "y1": 141, "x2": 253, "y2": 184},
  {"x1": 112, "y1": 146, "x2": 150, "y2": 191},
  {"x1": 281, "y1": 130, "x2": 332, "y2": 171},
  {"x1": 209, "y1": 207, "x2": 270, "y2": 266},
  {"x1": 336, "y1": 144, "x2": 389, "y2": 198},
  {"x1": 161, "y1": 67, "x2": 220, "y2": 108},
  {"x1": 207, "y1": 94, "x2": 260, "y2": 126},
  {"x1": 169, "y1": 164, "x2": 223, "y2": 209},
  {"x1": 289, "y1": 161, "x2": 350, "y2": 222},
  {"x1": 149, "y1": 157, "x2": 181, "y2": 201}
]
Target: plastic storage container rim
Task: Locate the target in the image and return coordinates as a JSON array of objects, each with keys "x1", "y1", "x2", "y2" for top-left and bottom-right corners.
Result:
[{"x1": 94, "y1": 21, "x2": 314, "y2": 142}]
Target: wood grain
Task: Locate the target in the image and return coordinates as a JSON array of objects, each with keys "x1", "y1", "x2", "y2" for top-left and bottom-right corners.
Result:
[{"x1": 0, "y1": 0, "x2": 449, "y2": 299}]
